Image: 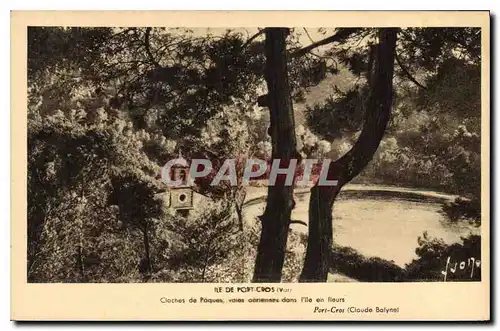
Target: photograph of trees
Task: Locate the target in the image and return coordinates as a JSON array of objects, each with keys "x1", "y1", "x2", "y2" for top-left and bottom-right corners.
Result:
[{"x1": 27, "y1": 26, "x2": 481, "y2": 283}]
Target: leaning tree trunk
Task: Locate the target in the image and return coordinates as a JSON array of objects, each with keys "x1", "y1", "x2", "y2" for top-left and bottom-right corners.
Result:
[
  {"x1": 253, "y1": 28, "x2": 298, "y2": 282},
  {"x1": 300, "y1": 28, "x2": 398, "y2": 282},
  {"x1": 142, "y1": 224, "x2": 153, "y2": 275}
]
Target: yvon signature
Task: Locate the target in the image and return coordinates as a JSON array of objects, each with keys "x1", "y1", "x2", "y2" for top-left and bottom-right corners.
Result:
[{"x1": 441, "y1": 256, "x2": 481, "y2": 282}]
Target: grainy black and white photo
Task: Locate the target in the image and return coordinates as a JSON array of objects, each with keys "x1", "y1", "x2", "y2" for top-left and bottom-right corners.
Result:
[{"x1": 27, "y1": 26, "x2": 482, "y2": 284}]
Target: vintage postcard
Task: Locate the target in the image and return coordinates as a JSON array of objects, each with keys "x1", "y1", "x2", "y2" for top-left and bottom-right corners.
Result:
[{"x1": 11, "y1": 11, "x2": 490, "y2": 321}]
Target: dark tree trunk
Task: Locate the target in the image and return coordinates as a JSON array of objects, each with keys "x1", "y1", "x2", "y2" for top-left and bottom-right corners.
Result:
[
  {"x1": 77, "y1": 244, "x2": 86, "y2": 281},
  {"x1": 299, "y1": 184, "x2": 340, "y2": 282},
  {"x1": 142, "y1": 225, "x2": 152, "y2": 274},
  {"x1": 234, "y1": 189, "x2": 246, "y2": 231},
  {"x1": 253, "y1": 28, "x2": 298, "y2": 283},
  {"x1": 300, "y1": 28, "x2": 398, "y2": 282},
  {"x1": 235, "y1": 202, "x2": 244, "y2": 231},
  {"x1": 201, "y1": 238, "x2": 213, "y2": 282}
]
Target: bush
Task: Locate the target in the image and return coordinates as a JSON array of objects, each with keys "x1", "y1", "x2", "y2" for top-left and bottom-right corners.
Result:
[
  {"x1": 153, "y1": 201, "x2": 241, "y2": 282},
  {"x1": 405, "y1": 232, "x2": 481, "y2": 282},
  {"x1": 441, "y1": 197, "x2": 481, "y2": 226},
  {"x1": 330, "y1": 245, "x2": 405, "y2": 282},
  {"x1": 328, "y1": 233, "x2": 481, "y2": 282}
]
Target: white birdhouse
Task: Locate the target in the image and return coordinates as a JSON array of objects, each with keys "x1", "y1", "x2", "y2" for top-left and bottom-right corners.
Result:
[{"x1": 169, "y1": 152, "x2": 194, "y2": 211}]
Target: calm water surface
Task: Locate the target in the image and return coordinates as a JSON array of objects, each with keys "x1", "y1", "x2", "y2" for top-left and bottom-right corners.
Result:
[{"x1": 243, "y1": 196, "x2": 479, "y2": 267}]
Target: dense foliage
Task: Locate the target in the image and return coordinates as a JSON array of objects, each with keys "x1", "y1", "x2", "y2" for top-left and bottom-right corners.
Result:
[
  {"x1": 27, "y1": 27, "x2": 482, "y2": 283},
  {"x1": 326, "y1": 233, "x2": 481, "y2": 282}
]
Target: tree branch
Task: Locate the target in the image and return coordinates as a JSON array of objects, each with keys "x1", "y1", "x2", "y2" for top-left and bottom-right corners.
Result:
[
  {"x1": 290, "y1": 220, "x2": 308, "y2": 227},
  {"x1": 395, "y1": 51, "x2": 427, "y2": 90},
  {"x1": 333, "y1": 28, "x2": 399, "y2": 185},
  {"x1": 303, "y1": 28, "x2": 315, "y2": 44},
  {"x1": 145, "y1": 27, "x2": 161, "y2": 69},
  {"x1": 242, "y1": 28, "x2": 266, "y2": 48},
  {"x1": 291, "y1": 28, "x2": 361, "y2": 59}
]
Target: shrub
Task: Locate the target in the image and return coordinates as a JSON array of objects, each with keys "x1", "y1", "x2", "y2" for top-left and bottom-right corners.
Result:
[
  {"x1": 330, "y1": 245, "x2": 405, "y2": 282},
  {"x1": 405, "y1": 232, "x2": 481, "y2": 282}
]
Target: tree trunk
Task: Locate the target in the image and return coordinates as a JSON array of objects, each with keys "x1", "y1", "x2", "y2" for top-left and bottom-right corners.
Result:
[
  {"x1": 253, "y1": 28, "x2": 298, "y2": 282},
  {"x1": 234, "y1": 188, "x2": 246, "y2": 231},
  {"x1": 77, "y1": 244, "x2": 86, "y2": 281},
  {"x1": 201, "y1": 239, "x2": 212, "y2": 282},
  {"x1": 299, "y1": 185, "x2": 340, "y2": 282},
  {"x1": 142, "y1": 225, "x2": 152, "y2": 274},
  {"x1": 235, "y1": 201, "x2": 244, "y2": 232},
  {"x1": 300, "y1": 28, "x2": 398, "y2": 282}
]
